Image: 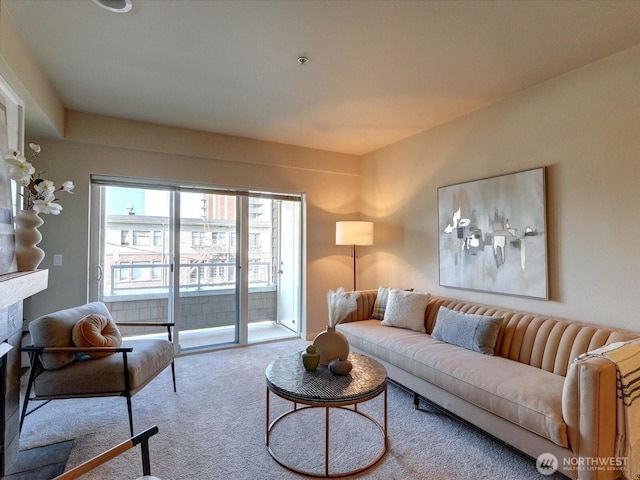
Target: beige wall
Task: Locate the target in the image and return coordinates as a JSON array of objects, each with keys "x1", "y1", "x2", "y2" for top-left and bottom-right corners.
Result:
[
  {"x1": 0, "y1": 1, "x2": 64, "y2": 137},
  {"x1": 25, "y1": 112, "x2": 362, "y2": 340},
  {"x1": 5, "y1": 1, "x2": 640, "y2": 337},
  {"x1": 360, "y1": 44, "x2": 640, "y2": 330}
]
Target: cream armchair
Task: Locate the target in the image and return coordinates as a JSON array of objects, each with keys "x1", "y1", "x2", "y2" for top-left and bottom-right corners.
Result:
[{"x1": 21, "y1": 302, "x2": 176, "y2": 436}]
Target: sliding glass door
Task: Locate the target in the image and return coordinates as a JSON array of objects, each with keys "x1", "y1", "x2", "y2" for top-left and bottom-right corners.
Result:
[
  {"x1": 89, "y1": 177, "x2": 303, "y2": 353},
  {"x1": 177, "y1": 191, "x2": 239, "y2": 349}
]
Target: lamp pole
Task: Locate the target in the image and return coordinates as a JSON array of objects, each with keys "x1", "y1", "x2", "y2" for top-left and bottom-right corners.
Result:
[{"x1": 352, "y1": 244, "x2": 357, "y2": 292}]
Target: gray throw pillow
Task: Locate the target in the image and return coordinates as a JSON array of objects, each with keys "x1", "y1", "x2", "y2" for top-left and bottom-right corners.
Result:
[{"x1": 432, "y1": 306, "x2": 503, "y2": 355}]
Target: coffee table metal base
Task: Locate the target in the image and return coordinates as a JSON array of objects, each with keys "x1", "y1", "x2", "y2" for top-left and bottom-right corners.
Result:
[{"x1": 265, "y1": 386, "x2": 388, "y2": 478}]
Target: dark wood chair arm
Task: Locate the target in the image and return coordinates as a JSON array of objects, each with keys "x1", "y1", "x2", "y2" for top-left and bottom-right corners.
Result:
[
  {"x1": 22, "y1": 346, "x2": 134, "y2": 354},
  {"x1": 52, "y1": 425, "x2": 159, "y2": 480},
  {"x1": 116, "y1": 322, "x2": 175, "y2": 327},
  {"x1": 116, "y1": 322, "x2": 175, "y2": 342}
]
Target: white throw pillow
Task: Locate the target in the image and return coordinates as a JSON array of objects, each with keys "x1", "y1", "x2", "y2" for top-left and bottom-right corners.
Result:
[{"x1": 381, "y1": 289, "x2": 430, "y2": 332}]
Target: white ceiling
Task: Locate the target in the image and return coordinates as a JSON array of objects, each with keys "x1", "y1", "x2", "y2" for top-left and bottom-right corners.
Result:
[{"x1": 5, "y1": 0, "x2": 640, "y2": 156}]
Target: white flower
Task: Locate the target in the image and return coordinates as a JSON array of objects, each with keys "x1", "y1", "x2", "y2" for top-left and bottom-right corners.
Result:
[
  {"x1": 3, "y1": 144, "x2": 73, "y2": 214},
  {"x1": 35, "y1": 179, "x2": 56, "y2": 195},
  {"x1": 33, "y1": 197, "x2": 63, "y2": 215},
  {"x1": 4, "y1": 151, "x2": 25, "y2": 162},
  {"x1": 16, "y1": 176, "x2": 31, "y2": 187},
  {"x1": 5, "y1": 157, "x2": 35, "y2": 182},
  {"x1": 61, "y1": 181, "x2": 74, "y2": 193}
]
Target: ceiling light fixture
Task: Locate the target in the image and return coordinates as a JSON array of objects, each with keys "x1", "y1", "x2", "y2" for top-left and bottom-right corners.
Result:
[
  {"x1": 297, "y1": 56, "x2": 309, "y2": 66},
  {"x1": 91, "y1": 0, "x2": 132, "y2": 13}
]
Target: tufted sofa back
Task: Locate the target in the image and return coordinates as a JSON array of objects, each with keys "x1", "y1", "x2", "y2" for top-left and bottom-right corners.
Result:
[{"x1": 344, "y1": 290, "x2": 640, "y2": 377}]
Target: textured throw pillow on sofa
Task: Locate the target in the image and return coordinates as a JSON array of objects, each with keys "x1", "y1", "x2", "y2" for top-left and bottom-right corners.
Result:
[
  {"x1": 372, "y1": 286, "x2": 391, "y2": 319},
  {"x1": 72, "y1": 314, "x2": 123, "y2": 358},
  {"x1": 432, "y1": 306, "x2": 503, "y2": 355},
  {"x1": 381, "y1": 289, "x2": 430, "y2": 332},
  {"x1": 372, "y1": 286, "x2": 415, "y2": 320}
]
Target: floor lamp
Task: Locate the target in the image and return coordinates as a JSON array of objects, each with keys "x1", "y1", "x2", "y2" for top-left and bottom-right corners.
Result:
[{"x1": 336, "y1": 221, "x2": 374, "y2": 291}]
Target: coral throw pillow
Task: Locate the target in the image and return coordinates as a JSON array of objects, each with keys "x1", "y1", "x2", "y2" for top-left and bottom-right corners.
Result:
[{"x1": 72, "y1": 314, "x2": 122, "y2": 358}]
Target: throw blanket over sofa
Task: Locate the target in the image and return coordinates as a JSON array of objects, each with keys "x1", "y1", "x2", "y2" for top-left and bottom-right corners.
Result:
[{"x1": 337, "y1": 290, "x2": 640, "y2": 480}]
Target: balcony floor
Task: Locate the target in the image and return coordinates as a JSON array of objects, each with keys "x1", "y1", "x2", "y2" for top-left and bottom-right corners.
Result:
[
  {"x1": 126, "y1": 321, "x2": 299, "y2": 353},
  {"x1": 181, "y1": 321, "x2": 298, "y2": 350}
]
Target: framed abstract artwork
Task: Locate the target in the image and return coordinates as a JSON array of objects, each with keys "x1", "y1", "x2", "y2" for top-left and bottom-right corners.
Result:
[
  {"x1": 0, "y1": 75, "x2": 24, "y2": 275},
  {"x1": 438, "y1": 167, "x2": 548, "y2": 299}
]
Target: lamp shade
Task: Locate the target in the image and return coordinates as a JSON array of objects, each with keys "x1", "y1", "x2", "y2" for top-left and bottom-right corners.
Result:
[{"x1": 336, "y1": 221, "x2": 373, "y2": 246}]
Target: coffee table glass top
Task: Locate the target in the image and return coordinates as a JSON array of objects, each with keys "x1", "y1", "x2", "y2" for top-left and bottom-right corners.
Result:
[{"x1": 266, "y1": 351, "x2": 387, "y2": 405}]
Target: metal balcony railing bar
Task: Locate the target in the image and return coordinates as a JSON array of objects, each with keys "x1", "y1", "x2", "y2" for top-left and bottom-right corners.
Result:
[{"x1": 108, "y1": 261, "x2": 271, "y2": 295}]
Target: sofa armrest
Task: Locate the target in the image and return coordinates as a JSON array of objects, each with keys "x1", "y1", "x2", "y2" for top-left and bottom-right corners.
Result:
[
  {"x1": 562, "y1": 356, "x2": 619, "y2": 480},
  {"x1": 341, "y1": 290, "x2": 377, "y2": 323}
]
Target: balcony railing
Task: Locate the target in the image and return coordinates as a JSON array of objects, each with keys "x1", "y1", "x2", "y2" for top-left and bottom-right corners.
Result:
[{"x1": 108, "y1": 261, "x2": 272, "y2": 296}]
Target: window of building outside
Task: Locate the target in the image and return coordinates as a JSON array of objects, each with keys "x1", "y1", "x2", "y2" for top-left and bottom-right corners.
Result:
[{"x1": 133, "y1": 230, "x2": 151, "y2": 246}]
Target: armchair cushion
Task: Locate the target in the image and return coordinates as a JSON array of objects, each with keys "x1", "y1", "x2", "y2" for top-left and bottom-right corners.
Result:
[
  {"x1": 72, "y1": 314, "x2": 122, "y2": 357},
  {"x1": 29, "y1": 302, "x2": 115, "y2": 370},
  {"x1": 32, "y1": 338, "x2": 174, "y2": 397}
]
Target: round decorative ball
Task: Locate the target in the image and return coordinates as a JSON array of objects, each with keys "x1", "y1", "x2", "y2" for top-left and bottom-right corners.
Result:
[{"x1": 328, "y1": 357, "x2": 353, "y2": 376}]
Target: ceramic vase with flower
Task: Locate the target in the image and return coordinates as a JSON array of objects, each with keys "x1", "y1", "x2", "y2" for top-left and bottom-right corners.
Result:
[
  {"x1": 4, "y1": 143, "x2": 74, "y2": 271},
  {"x1": 14, "y1": 210, "x2": 45, "y2": 271},
  {"x1": 313, "y1": 287, "x2": 360, "y2": 365}
]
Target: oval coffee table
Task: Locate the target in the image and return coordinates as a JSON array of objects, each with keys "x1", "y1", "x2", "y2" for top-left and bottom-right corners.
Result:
[{"x1": 265, "y1": 351, "x2": 388, "y2": 478}]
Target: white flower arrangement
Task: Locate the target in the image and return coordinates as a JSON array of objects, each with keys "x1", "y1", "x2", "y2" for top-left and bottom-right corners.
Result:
[
  {"x1": 4, "y1": 143, "x2": 74, "y2": 214},
  {"x1": 327, "y1": 287, "x2": 360, "y2": 328}
]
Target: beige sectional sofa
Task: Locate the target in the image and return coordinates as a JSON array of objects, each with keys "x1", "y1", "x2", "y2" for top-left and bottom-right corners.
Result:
[{"x1": 337, "y1": 290, "x2": 639, "y2": 480}]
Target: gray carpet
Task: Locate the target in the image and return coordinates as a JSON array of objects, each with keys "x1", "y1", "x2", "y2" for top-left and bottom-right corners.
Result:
[{"x1": 20, "y1": 339, "x2": 552, "y2": 479}]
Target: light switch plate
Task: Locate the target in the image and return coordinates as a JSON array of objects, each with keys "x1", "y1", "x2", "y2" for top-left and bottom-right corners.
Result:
[{"x1": 53, "y1": 254, "x2": 63, "y2": 266}]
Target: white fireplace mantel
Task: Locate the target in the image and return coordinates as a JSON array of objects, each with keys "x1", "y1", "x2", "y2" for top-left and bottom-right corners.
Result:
[{"x1": 0, "y1": 270, "x2": 48, "y2": 310}]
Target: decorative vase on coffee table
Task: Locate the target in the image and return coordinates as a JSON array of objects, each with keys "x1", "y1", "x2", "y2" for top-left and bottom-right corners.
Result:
[
  {"x1": 14, "y1": 210, "x2": 45, "y2": 271},
  {"x1": 313, "y1": 326, "x2": 350, "y2": 365},
  {"x1": 301, "y1": 345, "x2": 320, "y2": 371}
]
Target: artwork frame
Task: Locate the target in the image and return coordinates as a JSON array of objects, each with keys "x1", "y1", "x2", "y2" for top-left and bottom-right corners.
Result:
[
  {"x1": 438, "y1": 167, "x2": 548, "y2": 299},
  {"x1": 0, "y1": 74, "x2": 25, "y2": 275}
]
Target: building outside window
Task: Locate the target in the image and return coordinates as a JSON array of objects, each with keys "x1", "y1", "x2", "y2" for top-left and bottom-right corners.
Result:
[{"x1": 133, "y1": 231, "x2": 151, "y2": 246}]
